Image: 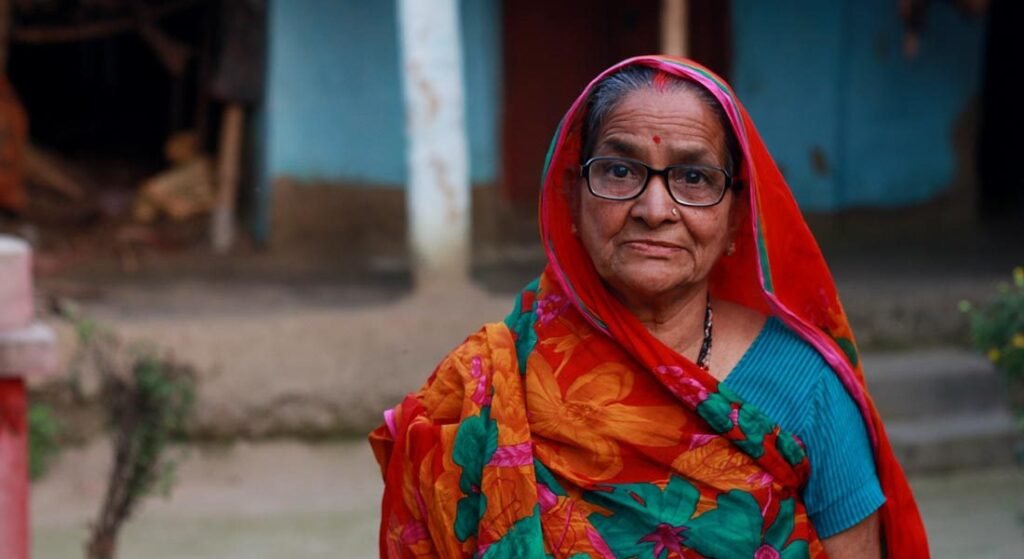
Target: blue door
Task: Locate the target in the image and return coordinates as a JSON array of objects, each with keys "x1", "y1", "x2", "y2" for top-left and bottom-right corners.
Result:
[{"x1": 730, "y1": 0, "x2": 985, "y2": 212}]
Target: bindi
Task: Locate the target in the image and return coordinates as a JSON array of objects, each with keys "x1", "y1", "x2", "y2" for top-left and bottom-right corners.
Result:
[{"x1": 652, "y1": 135, "x2": 661, "y2": 145}]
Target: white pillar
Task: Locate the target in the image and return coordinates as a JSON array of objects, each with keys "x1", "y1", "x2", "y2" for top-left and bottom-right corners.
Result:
[
  {"x1": 397, "y1": 0, "x2": 471, "y2": 289},
  {"x1": 661, "y1": 0, "x2": 690, "y2": 57}
]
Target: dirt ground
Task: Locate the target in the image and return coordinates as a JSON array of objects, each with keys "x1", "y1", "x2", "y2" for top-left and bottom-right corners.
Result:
[
  {"x1": 31, "y1": 439, "x2": 1024, "y2": 559},
  {"x1": 32, "y1": 440, "x2": 380, "y2": 559}
]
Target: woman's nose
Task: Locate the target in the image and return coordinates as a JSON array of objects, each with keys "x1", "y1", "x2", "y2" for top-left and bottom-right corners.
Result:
[{"x1": 630, "y1": 174, "x2": 680, "y2": 226}]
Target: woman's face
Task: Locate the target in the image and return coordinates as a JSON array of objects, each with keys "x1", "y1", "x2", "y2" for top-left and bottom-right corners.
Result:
[{"x1": 575, "y1": 87, "x2": 737, "y2": 307}]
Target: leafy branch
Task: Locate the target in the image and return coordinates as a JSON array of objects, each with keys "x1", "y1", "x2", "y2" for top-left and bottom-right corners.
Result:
[{"x1": 56, "y1": 303, "x2": 196, "y2": 559}]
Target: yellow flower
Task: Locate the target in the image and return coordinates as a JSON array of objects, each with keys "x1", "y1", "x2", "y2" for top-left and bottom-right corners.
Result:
[
  {"x1": 1015, "y1": 266, "x2": 1024, "y2": 288},
  {"x1": 1013, "y1": 334, "x2": 1024, "y2": 349},
  {"x1": 988, "y1": 348, "x2": 1002, "y2": 363}
]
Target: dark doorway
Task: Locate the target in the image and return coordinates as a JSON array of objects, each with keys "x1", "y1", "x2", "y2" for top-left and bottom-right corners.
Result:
[
  {"x1": 5, "y1": 2, "x2": 215, "y2": 226},
  {"x1": 500, "y1": 0, "x2": 661, "y2": 206},
  {"x1": 977, "y1": 0, "x2": 1024, "y2": 221},
  {"x1": 500, "y1": 0, "x2": 732, "y2": 207}
]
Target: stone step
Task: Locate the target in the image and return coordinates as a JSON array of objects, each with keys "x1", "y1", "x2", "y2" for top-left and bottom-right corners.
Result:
[
  {"x1": 862, "y1": 349, "x2": 1006, "y2": 421},
  {"x1": 886, "y1": 409, "x2": 1022, "y2": 473},
  {"x1": 0, "y1": 322, "x2": 58, "y2": 376}
]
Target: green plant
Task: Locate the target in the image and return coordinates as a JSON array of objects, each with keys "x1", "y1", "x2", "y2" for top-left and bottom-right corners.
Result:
[
  {"x1": 960, "y1": 266, "x2": 1024, "y2": 381},
  {"x1": 28, "y1": 403, "x2": 61, "y2": 480},
  {"x1": 54, "y1": 301, "x2": 196, "y2": 559},
  {"x1": 85, "y1": 346, "x2": 195, "y2": 559}
]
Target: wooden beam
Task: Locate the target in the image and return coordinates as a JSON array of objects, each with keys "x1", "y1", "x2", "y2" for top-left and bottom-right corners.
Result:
[
  {"x1": 10, "y1": 0, "x2": 205, "y2": 45},
  {"x1": 0, "y1": 0, "x2": 10, "y2": 73},
  {"x1": 211, "y1": 103, "x2": 244, "y2": 253},
  {"x1": 24, "y1": 144, "x2": 86, "y2": 200},
  {"x1": 661, "y1": 0, "x2": 689, "y2": 57}
]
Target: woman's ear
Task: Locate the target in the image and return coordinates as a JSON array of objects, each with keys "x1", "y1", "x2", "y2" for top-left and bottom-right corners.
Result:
[{"x1": 726, "y1": 188, "x2": 748, "y2": 250}]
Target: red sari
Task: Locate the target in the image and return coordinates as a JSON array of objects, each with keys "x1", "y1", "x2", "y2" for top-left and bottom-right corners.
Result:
[{"x1": 370, "y1": 56, "x2": 929, "y2": 558}]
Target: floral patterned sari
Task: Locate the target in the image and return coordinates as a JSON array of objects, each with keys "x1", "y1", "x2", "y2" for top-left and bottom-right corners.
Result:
[{"x1": 370, "y1": 56, "x2": 929, "y2": 558}]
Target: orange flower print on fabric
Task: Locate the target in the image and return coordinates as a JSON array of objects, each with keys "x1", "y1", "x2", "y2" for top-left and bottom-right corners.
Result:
[
  {"x1": 415, "y1": 355, "x2": 466, "y2": 423},
  {"x1": 485, "y1": 326, "x2": 532, "y2": 446},
  {"x1": 477, "y1": 465, "x2": 539, "y2": 545},
  {"x1": 526, "y1": 353, "x2": 687, "y2": 483},
  {"x1": 383, "y1": 515, "x2": 434, "y2": 559},
  {"x1": 537, "y1": 488, "x2": 611, "y2": 557},
  {"x1": 670, "y1": 435, "x2": 768, "y2": 493},
  {"x1": 418, "y1": 431, "x2": 471, "y2": 558}
]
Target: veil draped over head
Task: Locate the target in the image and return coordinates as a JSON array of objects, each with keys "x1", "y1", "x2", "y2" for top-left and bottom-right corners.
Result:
[
  {"x1": 541, "y1": 55, "x2": 927, "y2": 557},
  {"x1": 371, "y1": 56, "x2": 929, "y2": 558}
]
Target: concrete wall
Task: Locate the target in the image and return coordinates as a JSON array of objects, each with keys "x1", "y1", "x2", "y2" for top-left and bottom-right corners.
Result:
[
  {"x1": 264, "y1": 0, "x2": 500, "y2": 186},
  {"x1": 255, "y1": 0, "x2": 501, "y2": 245},
  {"x1": 731, "y1": 0, "x2": 984, "y2": 212},
  {"x1": 256, "y1": 0, "x2": 503, "y2": 247},
  {"x1": 255, "y1": 0, "x2": 985, "y2": 248}
]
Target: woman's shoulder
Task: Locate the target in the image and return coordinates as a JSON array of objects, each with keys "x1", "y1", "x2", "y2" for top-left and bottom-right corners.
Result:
[
  {"x1": 729, "y1": 318, "x2": 886, "y2": 537},
  {"x1": 722, "y1": 314, "x2": 837, "y2": 434},
  {"x1": 710, "y1": 299, "x2": 768, "y2": 380},
  {"x1": 409, "y1": 321, "x2": 520, "y2": 417}
]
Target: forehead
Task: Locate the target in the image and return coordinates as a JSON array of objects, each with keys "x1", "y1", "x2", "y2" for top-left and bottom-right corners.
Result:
[{"x1": 595, "y1": 87, "x2": 727, "y2": 160}]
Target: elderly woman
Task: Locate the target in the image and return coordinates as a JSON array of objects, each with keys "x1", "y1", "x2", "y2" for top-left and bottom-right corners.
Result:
[{"x1": 370, "y1": 56, "x2": 928, "y2": 558}]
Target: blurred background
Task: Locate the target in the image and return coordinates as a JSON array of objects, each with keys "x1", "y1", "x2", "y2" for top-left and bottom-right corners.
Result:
[{"x1": 0, "y1": 0, "x2": 1020, "y2": 557}]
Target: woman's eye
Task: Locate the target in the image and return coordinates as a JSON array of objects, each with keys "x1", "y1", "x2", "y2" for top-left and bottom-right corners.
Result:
[
  {"x1": 675, "y1": 169, "x2": 707, "y2": 185},
  {"x1": 610, "y1": 165, "x2": 632, "y2": 178}
]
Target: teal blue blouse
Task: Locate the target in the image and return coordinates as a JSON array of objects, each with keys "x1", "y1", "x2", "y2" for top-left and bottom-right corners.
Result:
[{"x1": 721, "y1": 317, "x2": 886, "y2": 538}]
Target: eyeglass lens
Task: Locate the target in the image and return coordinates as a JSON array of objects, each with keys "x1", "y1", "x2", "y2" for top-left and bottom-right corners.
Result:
[{"x1": 587, "y1": 158, "x2": 726, "y2": 206}]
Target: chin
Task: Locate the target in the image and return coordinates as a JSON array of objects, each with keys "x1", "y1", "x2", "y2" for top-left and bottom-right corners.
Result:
[{"x1": 614, "y1": 272, "x2": 692, "y2": 304}]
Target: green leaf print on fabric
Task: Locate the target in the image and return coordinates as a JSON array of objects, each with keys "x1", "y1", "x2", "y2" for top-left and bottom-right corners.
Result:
[
  {"x1": 781, "y1": 540, "x2": 810, "y2": 559},
  {"x1": 776, "y1": 432, "x2": 807, "y2": 466},
  {"x1": 833, "y1": 336, "x2": 859, "y2": 368},
  {"x1": 717, "y1": 383, "x2": 742, "y2": 403},
  {"x1": 533, "y1": 459, "x2": 567, "y2": 497},
  {"x1": 766, "y1": 499, "x2": 810, "y2": 559},
  {"x1": 584, "y1": 476, "x2": 701, "y2": 559},
  {"x1": 585, "y1": 481, "x2": 809, "y2": 559},
  {"x1": 452, "y1": 407, "x2": 499, "y2": 542},
  {"x1": 684, "y1": 490, "x2": 763, "y2": 557},
  {"x1": 456, "y1": 493, "x2": 488, "y2": 543},
  {"x1": 479, "y1": 506, "x2": 547, "y2": 559},
  {"x1": 696, "y1": 392, "x2": 735, "y2": 434},
  {"x1": 764, "y1": 498, "x2": 795, "y2": 550},
  {"x1": 735, "y1": 404, "x2": 775, "y2": 459},
  {"x1": 504, "y1": 278, "x2": 541, "y2": 375},
  {"x1": 685, "y1": 491, "x2": 808, "y2": 559}
]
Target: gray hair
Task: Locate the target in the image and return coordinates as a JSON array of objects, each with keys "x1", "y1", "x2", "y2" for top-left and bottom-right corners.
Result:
[{"x1": 580, "y1": 66, "x2": 742, "y2": 183}]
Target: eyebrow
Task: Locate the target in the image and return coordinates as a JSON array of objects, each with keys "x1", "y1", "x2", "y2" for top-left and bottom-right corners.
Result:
[
  {"x1": 597, "y1": 136, "x2": 722, "y2": 166},
  {"x1": 670, "y1": 146, "x2": 719, "y2": 165},
  {"x1": 596, "y1": 137, "x2": 642, "y2": 158}
]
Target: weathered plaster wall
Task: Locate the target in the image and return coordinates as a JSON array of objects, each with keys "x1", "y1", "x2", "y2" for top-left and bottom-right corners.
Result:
[
  {"x1": 263, "y1": 0, "x2": 499, "y2": 185},
  {"x1": 732, "y1": 0, "x2": 984, "y2": 211},
  {"x1": 257, "y1": 0, "x2": 501, "y2": 245}
]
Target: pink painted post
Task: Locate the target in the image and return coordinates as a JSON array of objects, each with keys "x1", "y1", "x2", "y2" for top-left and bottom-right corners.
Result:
[
  {"x1": 0, "y1": 377, "x2": 28, "y2": 559},
  {"x1": 0, "y1": 235, "x2": 57, "y2": 559}
]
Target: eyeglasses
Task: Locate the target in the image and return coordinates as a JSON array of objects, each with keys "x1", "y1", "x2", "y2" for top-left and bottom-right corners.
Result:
[{"x1": 580, "y1": 156, "x2": 733, "y2": 207}]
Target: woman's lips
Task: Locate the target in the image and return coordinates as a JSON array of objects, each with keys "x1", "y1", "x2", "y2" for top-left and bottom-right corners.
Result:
[{"x1": 622, "y1": 239, "x2": 683, "y2": 257}]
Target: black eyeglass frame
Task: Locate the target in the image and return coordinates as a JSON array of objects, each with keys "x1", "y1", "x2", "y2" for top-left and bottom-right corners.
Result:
[{"x1": 580, "y1": 156, "x2": 734, "y2": 208}]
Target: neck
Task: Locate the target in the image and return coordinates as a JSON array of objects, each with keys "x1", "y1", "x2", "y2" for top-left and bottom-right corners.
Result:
[{"x1": 617, "y1": 283, "x2": 710, "y2": 359}]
